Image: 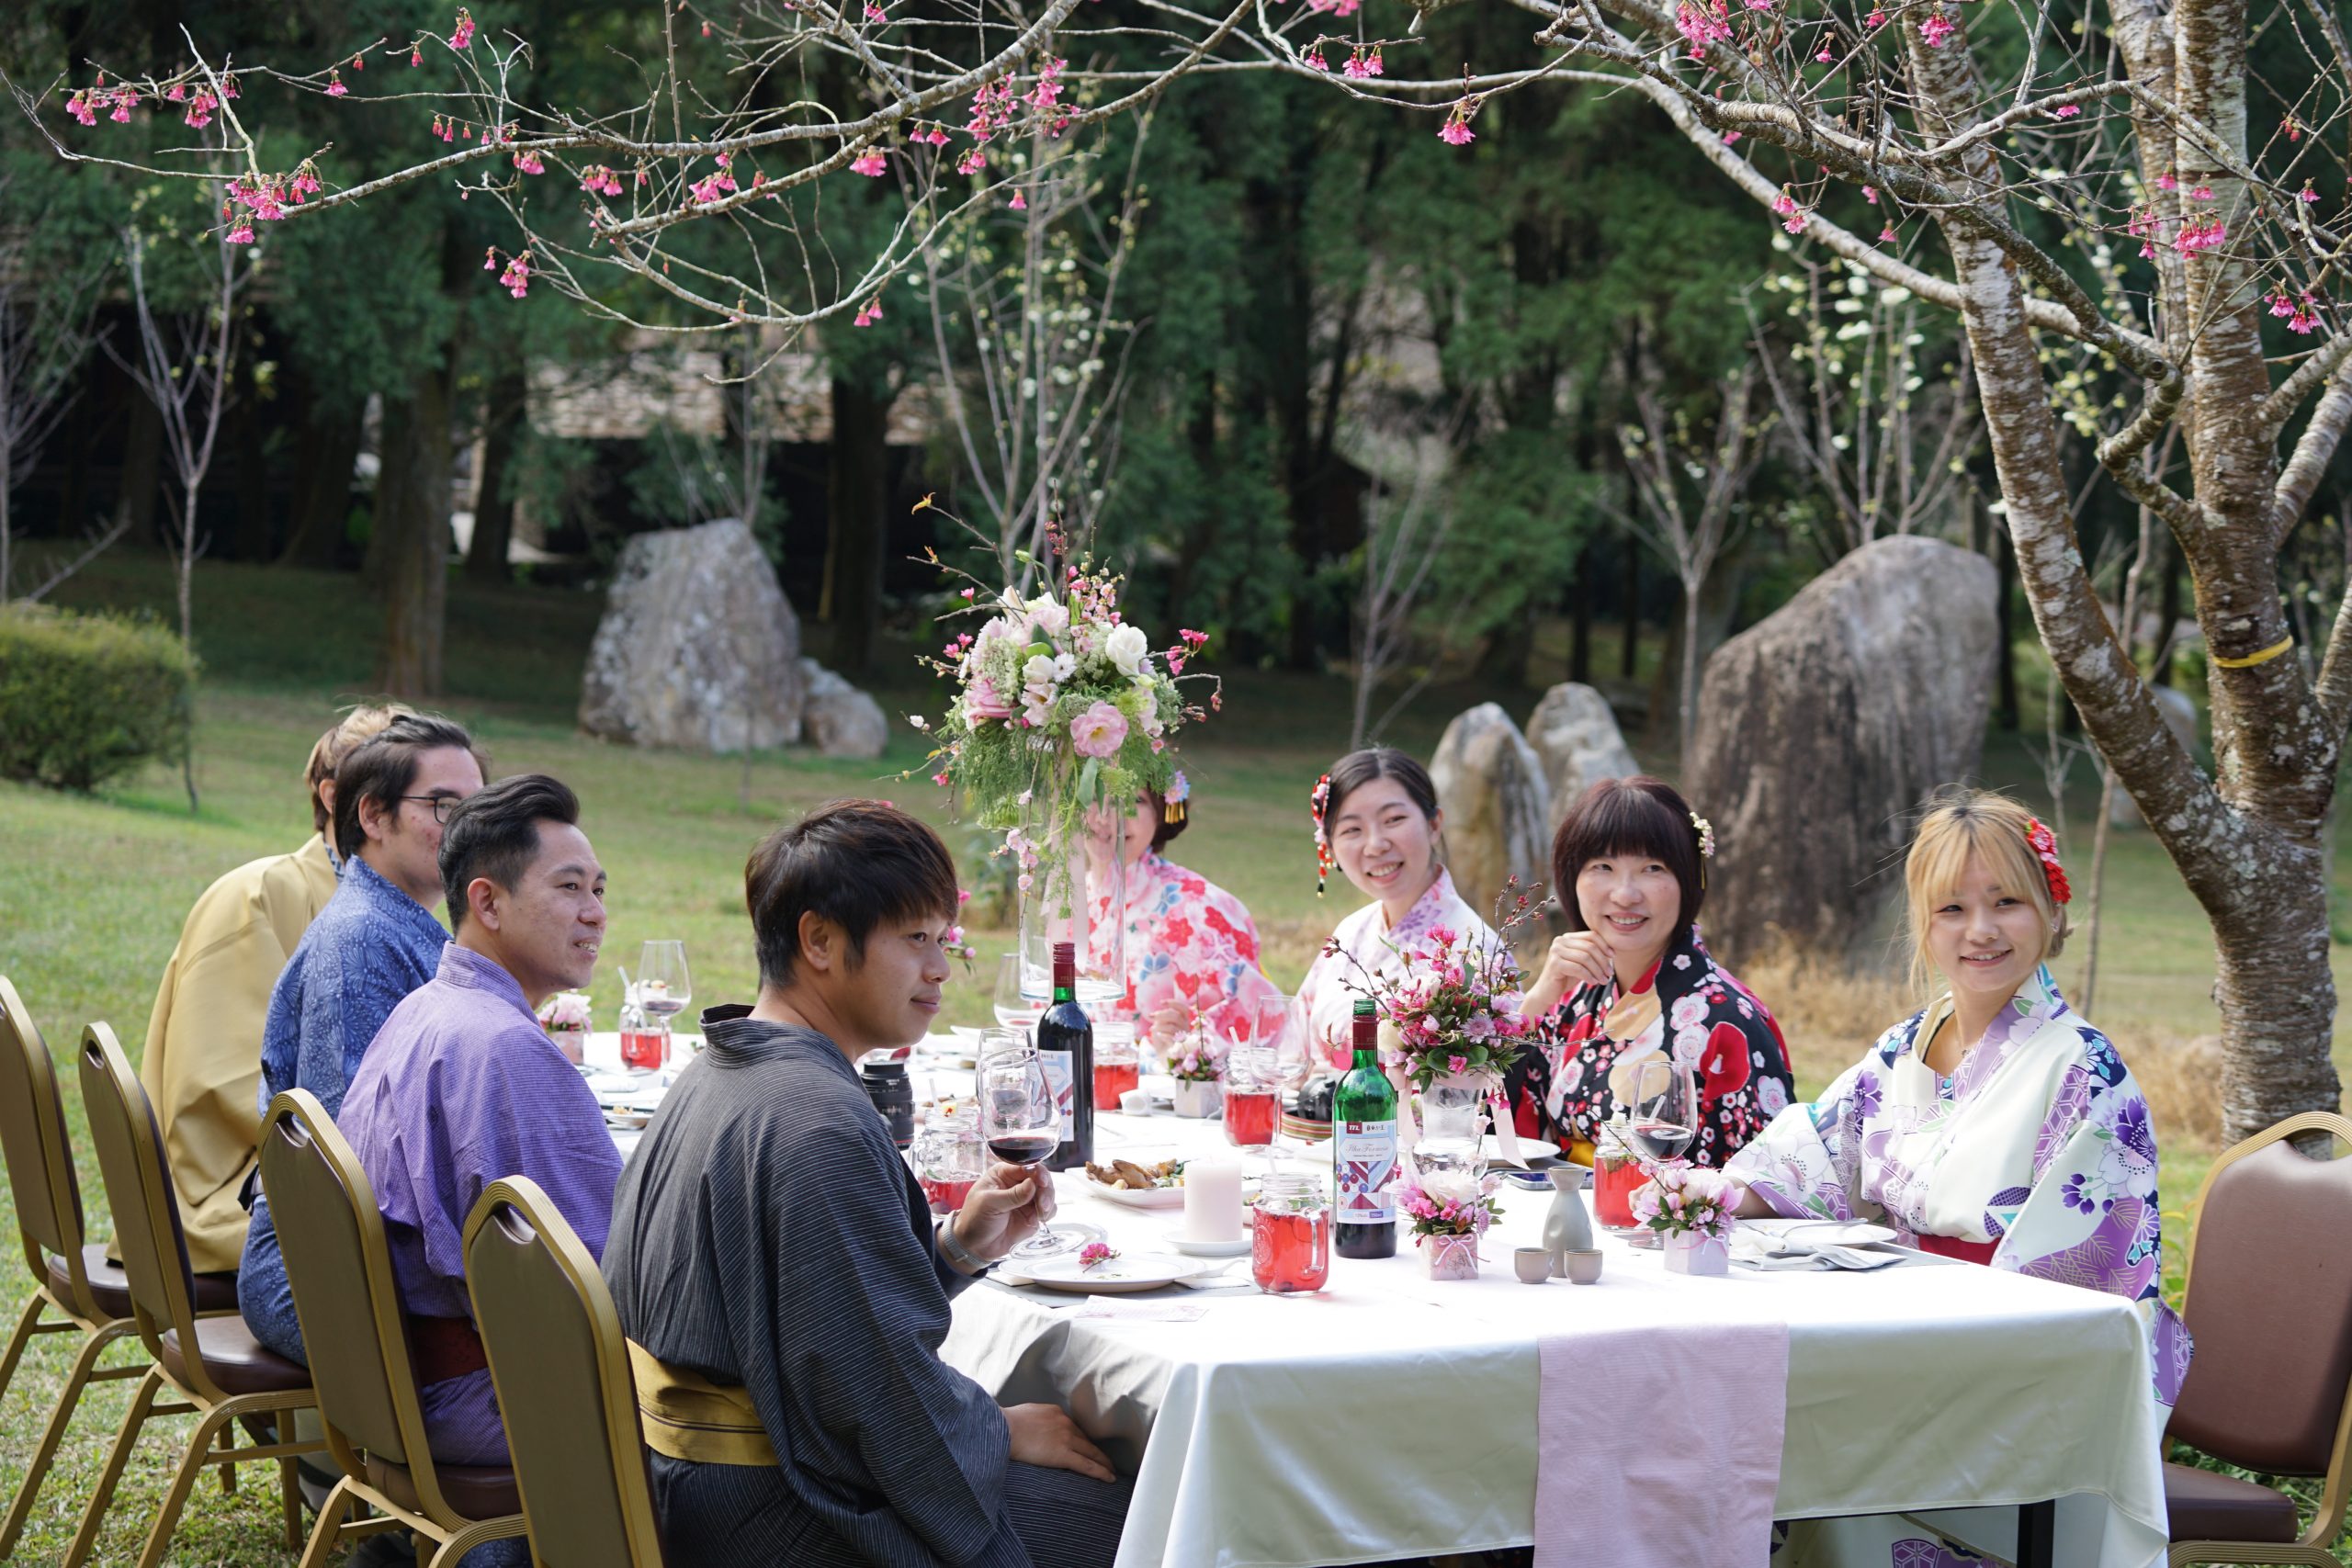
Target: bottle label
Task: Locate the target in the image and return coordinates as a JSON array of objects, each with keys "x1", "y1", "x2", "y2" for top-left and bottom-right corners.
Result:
[
  {"x1": 1334, "y1": 1118, "x2": 1398, "y2": 1224},
  {"x1": 1042, "y1": 1051, "x2": 1075, "y2": 1139}
]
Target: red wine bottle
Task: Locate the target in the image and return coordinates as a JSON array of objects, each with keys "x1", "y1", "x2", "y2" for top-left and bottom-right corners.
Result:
[
  {"x1": 1037, "y1": 942, "x2": 1095, "y2": 1171},
  {"x1": 1333, "y1": 998, "x2": 1398, "y2": 1258}
]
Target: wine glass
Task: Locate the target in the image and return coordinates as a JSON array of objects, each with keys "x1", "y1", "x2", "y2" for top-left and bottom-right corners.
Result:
[
  {"x1": 637, "y1": 941, "x2": 692, "y2": 1032},
  {"x1": 993, "y1": 953, "x2": 1046, "y2": 1034},
  {"x1": 977, "y1": 1039, "x2": 1089, "y2": 1262},
  {"x1": 1617, "y1": 1056, "x2": 1697, "y2": 1249}
]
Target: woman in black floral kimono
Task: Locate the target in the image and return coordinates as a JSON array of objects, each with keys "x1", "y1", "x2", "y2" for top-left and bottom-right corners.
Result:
[{"x1": 1505, "y1": 777, "x2": 1794, "y2": 1169}]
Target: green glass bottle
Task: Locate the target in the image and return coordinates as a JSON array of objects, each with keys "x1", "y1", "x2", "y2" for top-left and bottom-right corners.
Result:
[{"x1": 1332, "y1": 998, "x2": 1397, "y2": 1258}]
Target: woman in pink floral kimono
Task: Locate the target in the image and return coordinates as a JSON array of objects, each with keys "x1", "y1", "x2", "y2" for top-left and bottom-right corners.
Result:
[
  {"x1": 1089, "y1": 776, "x2": 1281, "y2": 1052},
  {"x1": 1726, "y1": 790, "x2": 2191, "y2": 1409}
]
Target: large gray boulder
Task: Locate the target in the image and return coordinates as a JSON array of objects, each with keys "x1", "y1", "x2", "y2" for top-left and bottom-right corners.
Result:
[
  {"x1": 1526, "y1": 682, "x2": 1642, "y2": 833},
  {"x1": 579, "y1": 519, "x2": 805, "y2": 751},
  {"x1": 1430, "y1": 703, "x2": 1552, "y2": 923},
  {"x1": 799, "y1": 657, "x2": 890, "y2": 760},
  {"x1": 1690, "y1": 536, "x2": 1997, "y2": 963},
  {"x1": 2108, "y1": 685, "x2": 2199, "y2": 829}
]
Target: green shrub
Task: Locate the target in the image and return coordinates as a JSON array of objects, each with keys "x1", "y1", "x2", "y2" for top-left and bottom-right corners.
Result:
[{"x1": 0, "y1": 604, "x2": 198, "y2": 792}]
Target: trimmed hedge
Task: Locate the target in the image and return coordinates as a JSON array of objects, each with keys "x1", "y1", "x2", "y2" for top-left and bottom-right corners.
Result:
[{"x1": 0, "y1": 604, "x2": 198, "y2": 792}]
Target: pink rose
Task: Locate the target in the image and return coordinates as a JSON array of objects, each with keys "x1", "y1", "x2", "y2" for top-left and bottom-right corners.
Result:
[
  {"x1": 965, "y1": 676, "x2": 1012, "y2": 722},
  {"x1": 1069, "y1": 701, "x2": 1129, "y2": 759},
  {"x1": 1447, "y1": 1054, "x2": 1469, "y2": 1074}
]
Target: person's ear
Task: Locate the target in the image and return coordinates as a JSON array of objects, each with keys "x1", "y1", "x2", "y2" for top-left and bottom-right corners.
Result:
[
  {"x1": 317, "y1": 781, "x2": 338, "y2": 821},
  {"x1": 468, "y1": 876, "x2": 502, "y2": 931},
  {"x1": 797, "y1": 911, "x2": 841, "y2": 975},
  {"x1": 358, "y1": 792, "x2": 395, "y2": 845}
]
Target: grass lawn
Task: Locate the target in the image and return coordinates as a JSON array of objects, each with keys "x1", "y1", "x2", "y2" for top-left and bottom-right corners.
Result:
[{"x1": 4, "y1": 551, "x2": 2349, "y2": 1562}]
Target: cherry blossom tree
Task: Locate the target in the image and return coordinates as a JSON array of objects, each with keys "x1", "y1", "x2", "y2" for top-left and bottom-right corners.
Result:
[{"x1": 14, "y1": 0, "x2": 2352, "y2": 1136}]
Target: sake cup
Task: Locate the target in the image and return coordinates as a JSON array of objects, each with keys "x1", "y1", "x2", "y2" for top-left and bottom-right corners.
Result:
[
  {"x1": 1119, "y1": 1089, "x2": 1152, "y2": 1115},
  {"x1": 1565, "y1": 1248, "x2": 1603, "y2": 1285},
  {"x1": 1512, "y1": 1247, "x2": 1552, "y2": 1285}
]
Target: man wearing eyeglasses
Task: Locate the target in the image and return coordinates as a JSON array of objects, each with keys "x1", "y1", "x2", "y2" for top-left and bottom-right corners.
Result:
[{"x1": 237, "y1": 713, "x2": 487, "y2": 1379}]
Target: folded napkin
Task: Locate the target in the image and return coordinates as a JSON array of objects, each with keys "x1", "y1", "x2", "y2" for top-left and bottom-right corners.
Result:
[
  {"x1": 1535, "y1": 1318, "x2": 1788, "y2": 1568},
  {"x1": 1728, "y1": 1230, "x2": 1904, "y2": 1271}
]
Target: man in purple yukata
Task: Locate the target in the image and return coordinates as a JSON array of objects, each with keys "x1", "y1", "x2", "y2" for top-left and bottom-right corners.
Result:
[{"x1": 338, "y1": 773, "x2": 621, "y2": 1568}]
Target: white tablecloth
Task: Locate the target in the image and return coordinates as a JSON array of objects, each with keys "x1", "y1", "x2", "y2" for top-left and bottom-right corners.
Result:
[{"x1": 939, "y1": 1112, "x2": 2168, "y2": 1568}]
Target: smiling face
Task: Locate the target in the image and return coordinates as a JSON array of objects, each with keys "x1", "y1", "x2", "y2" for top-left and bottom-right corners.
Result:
[
  {"x1": 1328, "y1": 775, "x2": 1442, "y2": 910},
  {"x1": 824, "y1": 909, "x2": 957, "y2": 1052},
  {"x1": 464, "y1": 820, "x2": 608, "y2": 1007},
  {"x1": 1921, "y1": 852, "x2": 2050, "y2": 1008},
  {"x1": 1573, "y1": 851, "x2": 1683, "y2": 976}
]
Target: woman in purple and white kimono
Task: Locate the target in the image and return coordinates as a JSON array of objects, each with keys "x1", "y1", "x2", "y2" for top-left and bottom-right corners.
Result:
[{"x1": 1726, "y1": 789, "x2": 2191, "y2": 1412}]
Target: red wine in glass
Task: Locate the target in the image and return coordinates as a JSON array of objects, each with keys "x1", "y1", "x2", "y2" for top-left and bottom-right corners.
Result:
[
  {"x1": 1627, "y1": 1119, "x2": 1696, "y2": 1163},
  {"x1": 987, "y1": 1134, "x2": 1057, "y2": 1167}
]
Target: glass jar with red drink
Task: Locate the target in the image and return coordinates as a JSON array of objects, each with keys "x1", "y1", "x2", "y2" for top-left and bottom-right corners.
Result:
[
  {"x1": 1591, "y1": 1115, "x2": 1645, "y2": 1234},
  {"x1": 1251, "y1": 1172, "x2": 1330, "y2": 1294},
  {"x1": 618, "y1": 989, "x2": 669, "y2": 1073},
  {"x1": 1223, "y1": 1043, "x2": 1280, "y2": 1148},
  {"x1": 1092, "y1": 1021, "x2": 1142, "y2": 1111},
  {"x1": 911, "y1": 1100, "x2": 985, "y2": 1215}
]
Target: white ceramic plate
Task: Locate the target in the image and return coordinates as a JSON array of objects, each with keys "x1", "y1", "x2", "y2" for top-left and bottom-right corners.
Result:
[
  {"x1": 1747, "y1": 1219, "x2": 1897, "y2": 1247},
  {"x1": 1086, "y1": 1179, "x2": 1185, "y2": 1210},
  {"x1": 1024, "y1": 1251, "x2": 1207, "y2": 1293},
  {"x1": 1164, "y1": 1229, "x2": 1251, "y2": 1258}
]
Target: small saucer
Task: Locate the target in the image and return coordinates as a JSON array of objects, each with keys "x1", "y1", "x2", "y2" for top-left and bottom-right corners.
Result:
[{"x1": 1164, "y1": 1229, "x2": 1252, "y2": 1258}]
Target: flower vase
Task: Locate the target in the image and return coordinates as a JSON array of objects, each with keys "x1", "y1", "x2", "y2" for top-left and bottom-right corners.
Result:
[
  {"x1": 1016, "y1": 806, "x2": 1126, "y2": 1007},
  {"x1": 1663, "y1": 1230, "x2": 1730, "y2": 1277},
  {"x1": 1413, "y1": 1069, "x2": 1488, "y2": 1175},
  {"x1": 1170, "y1": 1078, "x2": 1221, "y2": 1119},
  {"x1": 1419, "y1": 1232, "x2": 1481, "y2": 1281}
]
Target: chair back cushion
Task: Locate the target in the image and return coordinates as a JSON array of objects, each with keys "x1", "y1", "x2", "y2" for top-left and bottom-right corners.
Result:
[
  {"x1": 465, "y1": 1178, "x2": 664, "y2": 1568},
  {"x1": 2172, "y1": 1133, "x2": 2352, "y2": 1474},
  {"x1": 0, "y1": 977, "x2": 85, "y2": 1268},
  {"x1": 76, "y1": 1026, "x2": 199, "y2": 1347},
  {"x1": 257, "y1": 1092, "x2": 417, "y2": 1466}
]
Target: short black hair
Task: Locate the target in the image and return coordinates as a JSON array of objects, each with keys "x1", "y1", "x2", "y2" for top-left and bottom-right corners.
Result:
[
  {"x1": 1322, "y1": 747, "x2": 1441, "y2": 830},
  {"x1": 748, "y1": 800, "x2": 959, "y2": 988},
  {"x1": 332, "y1": 714, "x2": 485, "y2": 862},
  {"x1": 439, "y1": 773, "x2": 582, "y2": 930},
  {"x1": 1552, "y1": 775, "x2": 1706, "y2": 932}
]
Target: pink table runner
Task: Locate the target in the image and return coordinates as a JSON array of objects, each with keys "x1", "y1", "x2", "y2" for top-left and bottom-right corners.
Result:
[{"x1": 1536, "y1": 1319, "x2": 1790, "y2": 1568}]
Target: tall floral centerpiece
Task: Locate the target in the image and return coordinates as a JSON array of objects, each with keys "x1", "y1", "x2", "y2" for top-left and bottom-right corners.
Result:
[
  {"x1": 1321, "y1": 883, "x2": 1537, "y2": 1167},
  {"x1": 919, "y1": 544, "x2": 1214, "y2": 1005}
]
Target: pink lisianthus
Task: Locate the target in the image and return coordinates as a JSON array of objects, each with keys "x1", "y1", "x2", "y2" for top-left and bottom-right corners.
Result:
[
  {"x1": 1069, "y1": 701, "x2": 1130, "y2": 759},
  {"x1": 1447, "y1": 1054, "x2": 1469, "y2": 1074}
]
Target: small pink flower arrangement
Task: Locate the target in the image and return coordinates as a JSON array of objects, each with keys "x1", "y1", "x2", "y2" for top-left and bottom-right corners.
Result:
[
  {"x1": 1321, "y1": 880, "x2": 1538, "y2": 1090},
  {"x1": 1079, "y1": 1241, "x2": 1120, "y2": 1269},
  {"x1": 1169, "y1": 1020, "x2": 1226, "y2": 1084},
  {"x1": 1397, "y1": 1168, "x2": 1500, "y2": 1241},
  {"x1": 1630, "y1": 1162, "x2": 1739, "y2": 1241}
]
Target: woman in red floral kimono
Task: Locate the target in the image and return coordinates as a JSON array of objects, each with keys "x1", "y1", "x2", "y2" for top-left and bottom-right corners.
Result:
[
  {"x1": 1505, "y1": 776, "x2": 1793, "y2": 1169},
  {"x1": 1090, "y1": 775, "x2": 1283, "y2": 1052}
]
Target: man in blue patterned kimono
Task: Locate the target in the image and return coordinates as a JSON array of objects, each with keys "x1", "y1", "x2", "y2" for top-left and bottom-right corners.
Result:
[
  {"x1": 240, "y1": 713, "x2": 485, "y2": 1364},
  {"x1": 604, "y1": 801, "x2": 1132, "y2": 1567}
]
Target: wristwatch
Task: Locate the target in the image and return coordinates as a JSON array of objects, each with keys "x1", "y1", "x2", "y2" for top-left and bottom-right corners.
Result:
[{"x1": 936, "y1": 1215, "x2": 997, "y2": 1276}]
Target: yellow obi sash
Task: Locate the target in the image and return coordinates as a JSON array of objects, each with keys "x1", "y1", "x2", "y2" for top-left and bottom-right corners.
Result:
[{"x1": 625, "y1": 1340, "x2": 776, "y2": 1467}]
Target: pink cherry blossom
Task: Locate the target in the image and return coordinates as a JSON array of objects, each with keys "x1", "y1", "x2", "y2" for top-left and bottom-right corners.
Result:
[
  {"x1": 2189, "y1": 184, "x2": 2214, "y2": 201},
  {"x1": 1676, "y1": 0, "x2": 1732, "y2": 53},
  {"x1": 225, "y1": 220, "x2": 255, "y2": 245},
  {"x1": 2297, "y1": 183, "x2": 2319, "y2": 204},
  {"x1": 1439, "y1": 117, "x2": 1474, "y2": 145},
  {"x1": 66, "y1": 92, "x2": 96, "y2": 127},
  {"x1": 1008, "y1": 189, "x2": 1026, "y2": 209},
  {"x1": 109, "y1": 89, "x2": 136, "y2": 123},
  {"x1": 1862, "y1": 185, "x2": 1878, "y2": 204},
  {"x1": 957, "y1": 147, "x2": 986, "y2": 175},
  {"x1": 499, "y1": 253, "x2": 530, "y2": 298},
  {"x1": 1865, "y1": 6, "x2": 1885, "y2": 24},
  {"x1": 452, "y1": 8, "x2": 477, "y2": 48},
  {"x1": 185, "y1": 89, "x2": 217, "y2": 127},
  {"x1": 2051, "y1": 103, "x2": 2081, "y2": 118},
  {"x1": 1815, "y1": 46, "x2": 1833, "y2": 62},
  {"x1": 1303, "y1": 45, "x2": 1329, "y2": 70},
  {"x1": 1881, "y1": 224, "x2": 1899, "y2": 243},
  {"x1": 851, "y1": 149, "x2": 887, "y2": 176},
  {"x1": 2175, "y1": 215, "x2": 2226, "y2": 253},
  {"x1": 2154, "y1": 170, "x2": 2177, "y2": 191},
  {"x1": 1919, "y1": 7, "x2": 1958, "y2": 46},
  {"x1": 411, "y1": 46, "x2": 424, "y2": 66},
  {"x1": 513, "y1": 150, "x2": 544, "y2": 175},
  {"x1": 854, "y1": 298, "x2": 883, "y2": 327}
]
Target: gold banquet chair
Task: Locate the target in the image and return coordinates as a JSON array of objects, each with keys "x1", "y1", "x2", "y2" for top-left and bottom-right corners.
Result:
[
  {"x1": 259, "y1": 1089, "x2": 530, "y2": 1568},
  {"x1": 1, "y1": 977, "x2": 232, "y2": 1554},
  {"x1": 464, "y1": 1177, "x2": 669, "y2": 1568},
  {"x1": 2165, "y1": 1111, "x2": 2352, "y2": 1567},
  {"x1": 66, "y1": 1023, "x2": 318, "y2": 1568}
]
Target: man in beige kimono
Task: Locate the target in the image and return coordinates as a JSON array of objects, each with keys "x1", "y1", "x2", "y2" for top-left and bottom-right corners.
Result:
[{"x1": 136, "y1": 705, "x2": 405, "y2": 1274}]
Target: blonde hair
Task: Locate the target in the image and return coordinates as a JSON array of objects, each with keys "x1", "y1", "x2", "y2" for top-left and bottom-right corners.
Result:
[
  {"x1": 1903, "y1": 789, "x2": 2070, "y2": 993},
  {"x1": 304, "y1": 704, "x2": 411, "y2": 832}
]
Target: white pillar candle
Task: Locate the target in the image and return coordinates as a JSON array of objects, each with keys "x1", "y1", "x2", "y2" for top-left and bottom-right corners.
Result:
[{"x1": 1182, "y1": 1157, "x2": 1245, "y2": 1244}]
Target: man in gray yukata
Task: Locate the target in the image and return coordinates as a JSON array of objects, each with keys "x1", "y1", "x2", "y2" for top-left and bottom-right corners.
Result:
[{"x1": 603, "y1": 800, "x2": 1133, "y2": 1567}]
